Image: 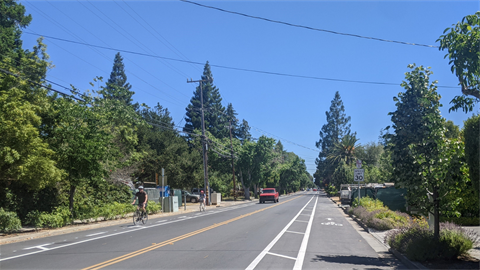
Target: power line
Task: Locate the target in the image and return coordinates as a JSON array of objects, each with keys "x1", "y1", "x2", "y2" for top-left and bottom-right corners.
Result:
[
  {"x1": 179, "y1": 0, "x2": 439, "y2": 49},
  {"x1": 24, "y1": 32, "x2": 457, "y2": 89},
  {"x1": 251, "y1": 126, "x2": 320, "y2": 153}
]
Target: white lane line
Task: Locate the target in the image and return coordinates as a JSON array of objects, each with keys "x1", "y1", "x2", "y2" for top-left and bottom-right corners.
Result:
[
  {"x1": 285, "y1": 230, "x2": 305, "y2": 235},
  {"x1": 294, "y1": 220, "x2": 308, "y2": 223},
  {"x1": 266, "y1": 252, "x2": 296, "y2": 260},
  {"x1": 245, "y1": 196, "x2": 315, "y2": 270},
  {"x1": 156, "y1": 220, "x2": 167, "y2": 223},
  {"x1": 1, "y1": 202, "x2": 256, "y2": 262},
  {"x1": 85, "y1": 232, "x2": 106, "y2": 237},
  {"x1": 23, "y1": 243, "x2": 54, "y2": 251},
  {"x1": 293, "y1": 196, "x2": 318, "y2": 270}
]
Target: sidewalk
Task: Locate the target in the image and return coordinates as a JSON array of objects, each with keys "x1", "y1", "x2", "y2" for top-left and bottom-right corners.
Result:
[{"x1": 0, "y1": 198, "x2": 258, "y2": 245}]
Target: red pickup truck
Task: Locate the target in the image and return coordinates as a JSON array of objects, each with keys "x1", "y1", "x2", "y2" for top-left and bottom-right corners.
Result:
[{"x1": 259, "y1": 188, "x2": 279, "y2": 203}]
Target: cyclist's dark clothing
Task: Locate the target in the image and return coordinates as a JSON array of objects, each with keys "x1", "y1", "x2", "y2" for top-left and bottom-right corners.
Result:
[{"x1": 135, "y1": 190, "x2": 147, "y2": 204}]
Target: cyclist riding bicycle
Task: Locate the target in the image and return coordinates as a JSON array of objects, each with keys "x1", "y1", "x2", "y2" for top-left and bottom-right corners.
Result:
[{"x1": 132, "y1": 186, "x2": 148, "y2": 213}]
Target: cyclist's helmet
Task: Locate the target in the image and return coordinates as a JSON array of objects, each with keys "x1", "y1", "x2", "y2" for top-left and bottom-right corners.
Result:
[
  {"x1": 138, "y1": 186, "x2": 144, "y2": 189},
  {"x1": 201, "y1": 190, "x2": 204, "y2": 193}
]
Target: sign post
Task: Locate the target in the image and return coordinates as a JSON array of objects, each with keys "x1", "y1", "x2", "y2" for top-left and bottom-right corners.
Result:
[
  {"x1": 354, "y1": 159, "x2": 364, "y2": 204},
  {"x1": 161, "y1": 168, "x2": 164, "y2": 213}
]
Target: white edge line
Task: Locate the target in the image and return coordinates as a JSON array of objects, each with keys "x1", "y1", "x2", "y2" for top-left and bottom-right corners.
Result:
[
  {"x1": 245, "y1": 196, "x2": 314, "y2": 270},
  {"x1": 266, "y1": 252, "x2": 296, "y2": 260},
  {"x1": 293, "y1": 196, "x2": 318, "y2": 270}
]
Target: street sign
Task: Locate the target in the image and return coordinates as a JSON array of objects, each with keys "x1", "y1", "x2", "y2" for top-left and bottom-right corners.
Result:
[
  {"x1": 354, "y1": 169, "x2": 364, "y2": 182},
  {"x1": 356, "y1": 159, "x2": 362, "y2": 169}
]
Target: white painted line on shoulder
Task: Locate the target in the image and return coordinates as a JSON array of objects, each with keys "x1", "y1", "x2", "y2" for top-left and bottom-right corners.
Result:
[
  {"x1": 293, "y1": 196, "x2": 318, "y2": 270},
  {"x1": 85, "y1": 232, "x2": 106, "y2": 237},
  {"x1": 266, "y1": 252, "x2": 296, "y2": 260}
]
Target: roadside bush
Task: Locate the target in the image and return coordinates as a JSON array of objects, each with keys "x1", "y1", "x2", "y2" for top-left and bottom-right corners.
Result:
[
  {"x1": 146, "y1": 201, "x2": 161, "y2": 214},
  {"x1": 386, "y1": 222, "x2": 479, "y2": 261},
  {"x1": 99, "y1": 202, "x2": 134, "y2": 220},
  {"x1": 0, "y1": 208, "x2": 22, "y2": 233},
  {"x1": 25, "y1": 206, "x2": 72, "y2": 228},
  {"x1": 348, "y1": 197, "x2": 411, "y2": 230}
]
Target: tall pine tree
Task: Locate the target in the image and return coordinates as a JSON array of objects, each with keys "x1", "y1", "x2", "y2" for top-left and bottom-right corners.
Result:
[
  {"x1": 314, "y1": 91, "x2": 354, "y2": 187},
  {"x1": 184, "y1": 62, "x2": 227, "y2": 139},
  {"x1": 238, "y1": 119, "x2": 252, "y2": 144},
  {"x1": 226, "y1": 103, "x2": 240, "y2": 139},
  {"x1": 104, "y1": 52, "x2": 135, "y2": 106}
]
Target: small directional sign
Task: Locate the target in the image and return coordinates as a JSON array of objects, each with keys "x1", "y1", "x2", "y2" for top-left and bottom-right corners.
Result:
[
  {"x1": 354, "y1": 169, "x2": 364, "y2": 182},
  {"x1": 356, "y1": 159, "x2": 362, "y2": 169}
]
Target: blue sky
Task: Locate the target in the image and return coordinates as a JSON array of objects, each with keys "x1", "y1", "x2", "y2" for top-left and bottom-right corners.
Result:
[{"x1": 20, "y1": 0, "x2": 479, "y2": 175}]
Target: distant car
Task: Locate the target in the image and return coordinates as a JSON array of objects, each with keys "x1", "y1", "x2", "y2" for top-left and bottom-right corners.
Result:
[
  {"x1": 191, "y1": 188, "x2": 214, "y2": 196},
  {"x1": 182, "y1": 190, "x2": 200, "y2": 203},
  {"x1": 313, "y1": 188, "x2": 317, "y2": 191},
  {"x1": 259, "y1": 188, "x2": 279, "y2": 203}
]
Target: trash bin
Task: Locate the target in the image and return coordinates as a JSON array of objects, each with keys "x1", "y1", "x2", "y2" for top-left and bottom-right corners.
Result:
[{"x1": 173, "y1": 189, "x2": 182, "y2": 206}]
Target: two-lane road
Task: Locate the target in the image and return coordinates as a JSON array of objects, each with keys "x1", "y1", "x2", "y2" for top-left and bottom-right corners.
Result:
[{"x1": 0, "y1": 191, "x2": 406, "y2": 269}]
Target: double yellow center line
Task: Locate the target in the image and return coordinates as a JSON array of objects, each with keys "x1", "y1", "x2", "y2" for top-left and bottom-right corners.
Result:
[{"x1": 82, "y1": 196, "x2": 301, "y2": 270}]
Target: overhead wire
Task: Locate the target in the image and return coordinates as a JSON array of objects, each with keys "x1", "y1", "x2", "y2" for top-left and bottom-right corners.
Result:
[
  {"x1": 179, "y1": 0, "x2": 440, "y2": 48},
  {"x1": 39, "y1": 0, "x2": 191, "y2": 106},
  {"x1": 23, "y1": 32, "x2": 458, "y2": 89}
]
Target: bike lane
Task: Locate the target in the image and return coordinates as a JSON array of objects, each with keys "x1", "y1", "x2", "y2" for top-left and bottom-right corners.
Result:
[{"x1": 301, "y1": 191, "x2": 407, "y2": 269}]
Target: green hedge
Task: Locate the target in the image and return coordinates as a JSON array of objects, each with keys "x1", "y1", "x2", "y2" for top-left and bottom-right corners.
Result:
[
  {"x1": 440, "y1": 216, "x2": 480, "y2": 226},
  {"x1": 0, "y1": 208, "x2": 22, "y2": 233}
]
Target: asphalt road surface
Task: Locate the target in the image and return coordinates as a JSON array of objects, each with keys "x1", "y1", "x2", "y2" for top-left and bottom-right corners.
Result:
[{"x1": 0, "y1": 191, "x2": 406, "y2": 270}]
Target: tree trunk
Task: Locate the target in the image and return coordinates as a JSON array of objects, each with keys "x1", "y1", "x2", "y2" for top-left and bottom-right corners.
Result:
[
  {"x1": 253, "y1": 183, "x2": 258, "y2": 199},
  {"x1": 69, "y1": 184, "x2": 76, "y2": 216},
  {"x1": 433, "y1": 188, "x2": 440, "y2": 240},
  {"x1": 239, "y1": 170, "x2": 248, "y2": 200}
]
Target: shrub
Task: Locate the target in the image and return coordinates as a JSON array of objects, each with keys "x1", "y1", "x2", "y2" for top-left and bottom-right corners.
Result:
[
  {"x1": 349, "y1": 198, "x2": 411, "y2": 230},
  {"x1": 325, "y1": 185, "x2": 338, "y2": 196},
  {"x1": 386, "y1": 221, "x2": 478, "y2": 261},
  {"x1": 26, "y1": 207, "x2": 72, "y2": 228},
  {"x1": 440, "y1": 216, "x2": 480, "y2": 226},
  {"x1": 146, "y1": 201, "x2": 161, "y2": 214},
  {"x1": 0, "y1": 208, "x2": 22, "y2": 233}
]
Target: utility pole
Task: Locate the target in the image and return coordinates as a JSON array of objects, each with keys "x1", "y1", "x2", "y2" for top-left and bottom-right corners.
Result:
[
  {"x1": 187, "y1": 77, "x2": 213, "y2": 205},
  {"x1": 226, "y1": 120, "x2": 237, "y2": 201}
]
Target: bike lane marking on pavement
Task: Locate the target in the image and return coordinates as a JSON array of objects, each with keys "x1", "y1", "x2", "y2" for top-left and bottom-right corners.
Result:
[
  {"x1": 81, "y1": 196, "x2": 302, "y2": 270},
  {"x1": 0, "y1": 200, "x2": 261, "y2": 262},
  {"x1": 245, "y1": 195, "x2": 315, "y2": 270}
]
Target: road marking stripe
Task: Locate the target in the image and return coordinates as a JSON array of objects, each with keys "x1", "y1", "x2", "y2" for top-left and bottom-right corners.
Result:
[
  {"x1": 0, "y1": 200, "x2": 258, "y2": 262},
  {"x1": 294, "y1": 220, "x2": 308, "y2": 223},
  {"x1": 293, "y1": 196, "x2": 318, "y2": 270},
  {"x1": 82, "y1": 196, "x2": 301, "y2": 270},
  {"x1": 266, "y1": 252, "x2": 296, "y2": 260},
  {"x1": 23, "y1": 243, "x2": 53, "y2": 251},
  {"x1": 245, "y1": 196, "x2": 315, "y2": 270},
  {"x1": 85, "y1": 232, "x2": 107, "y2": 237},
  {"x1": 285, "y1": 230, "x2": 304, "y2": 235}
]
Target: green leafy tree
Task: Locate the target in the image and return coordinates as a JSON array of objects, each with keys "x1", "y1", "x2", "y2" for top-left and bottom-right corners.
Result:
[
  {"x1": 0, "y1": 0, "x2": 32, "y2": 63},
  {"x1": 463, "y1": 114, "x2": 479, "y2": 197},
  {"x1": 135, "y1": 104, "x2": 202, "y2": 189},
  {"x1": 315, "y1": 91, "x2": 354, "y2": 186},
  {"x1": 437, "y1": 12, "x2": 480, "y2": 112},
  {"x1": 387, "y1": 64, "x2": 468, "y2": 239},
  {"x1": 443, "y1": 120, "x2": 460, "y2": 139}
]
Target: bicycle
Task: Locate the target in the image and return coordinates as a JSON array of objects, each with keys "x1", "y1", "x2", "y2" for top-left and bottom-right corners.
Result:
[
  {"x1": 199, "y1": 198, "x2": 206, "y2": 212},
  {"x1": 133, "y1": 207, "x2": 148, "y2": 225}
]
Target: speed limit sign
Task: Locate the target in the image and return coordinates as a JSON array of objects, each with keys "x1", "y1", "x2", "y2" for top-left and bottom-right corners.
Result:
[{"x1": 354, "y1": 169, "x2": 364, "y2": 182}]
